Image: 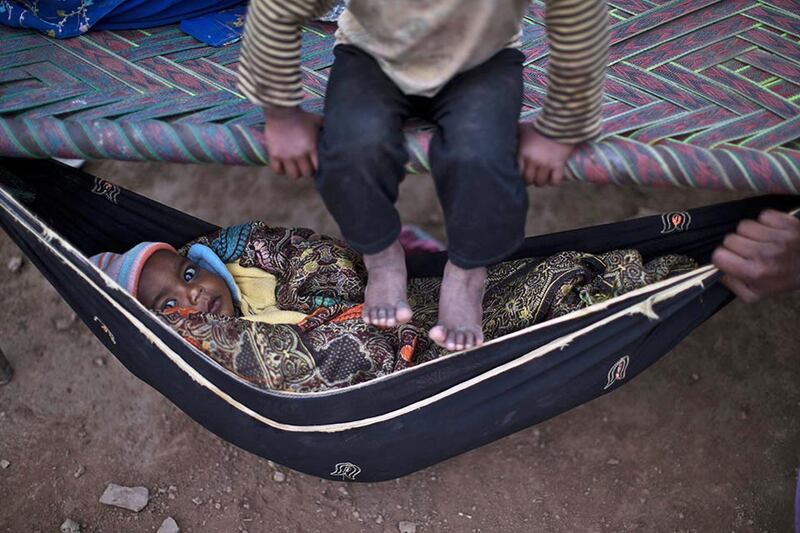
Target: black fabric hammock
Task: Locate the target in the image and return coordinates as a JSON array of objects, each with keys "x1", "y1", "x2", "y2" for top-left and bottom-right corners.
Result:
[{"x1": 1, "y1": 157, "x2": 798, "y2": 482}]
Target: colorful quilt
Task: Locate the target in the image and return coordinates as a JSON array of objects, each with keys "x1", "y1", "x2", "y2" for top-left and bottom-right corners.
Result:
[{"x1": 159, "y1": 223, "x2": 696, "y2": 392}]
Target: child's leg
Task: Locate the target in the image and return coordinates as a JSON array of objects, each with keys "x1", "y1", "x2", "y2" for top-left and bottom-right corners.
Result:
[
  {"x1": 427, "y1": 48, "x2": 527, "y2": 351},
  {"x1": 316, "y1": 45, "x2": 414, "y2": 327}
]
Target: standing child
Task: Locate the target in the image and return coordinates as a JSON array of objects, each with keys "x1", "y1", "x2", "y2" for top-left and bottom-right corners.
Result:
[{"x1": 237, "y1": 0, "x2": 609, "y2": 351}]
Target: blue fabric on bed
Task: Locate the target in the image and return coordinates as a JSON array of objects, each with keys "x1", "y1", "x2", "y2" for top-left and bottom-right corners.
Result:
[
  {"x1": 0, "y1": 0, "x2": 243, "y2": 38},
  {"x1": 178, "y1": 4, "x2": 246, "y2": 47}
]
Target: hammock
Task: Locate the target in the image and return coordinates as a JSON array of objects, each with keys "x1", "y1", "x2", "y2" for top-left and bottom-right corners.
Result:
[
  {"x1": 0, "y1": 1, "x2": 799, "y2": 193},
  {"x1": 2, "y1": 158, "x2": 797, "y2": 481}
]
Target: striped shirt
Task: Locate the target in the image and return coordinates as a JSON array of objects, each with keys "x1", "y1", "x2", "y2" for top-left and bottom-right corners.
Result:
[{"x1": 238, "y1": 0, "x2": 609, "y2": 143}]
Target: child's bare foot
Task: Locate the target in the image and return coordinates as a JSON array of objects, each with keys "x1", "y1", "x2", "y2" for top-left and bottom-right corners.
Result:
[
  {"x1": 362, "y1": 239, "x2": 413, "y2": 328},
  {"x1": 429, "y1": 261, "x2": 486, "y2": 351}
]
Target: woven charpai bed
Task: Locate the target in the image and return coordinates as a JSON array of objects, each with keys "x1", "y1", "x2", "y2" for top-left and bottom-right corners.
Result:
[
  {"x1": 0, "y1": 0, "x2": 799, "y2": 192},
  {"x1": 0, "y1": 1, "x2": 799, "y2": 480}
]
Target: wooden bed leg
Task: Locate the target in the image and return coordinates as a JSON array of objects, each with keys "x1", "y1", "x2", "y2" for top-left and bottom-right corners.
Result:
[{"x1": 0, "y1": 347, "x2": 12, "y2": 386}]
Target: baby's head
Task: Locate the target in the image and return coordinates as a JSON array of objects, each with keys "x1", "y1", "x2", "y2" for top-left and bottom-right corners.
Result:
[{"x1": 91, "y1": 243, "x2": 235, "y2": 317}]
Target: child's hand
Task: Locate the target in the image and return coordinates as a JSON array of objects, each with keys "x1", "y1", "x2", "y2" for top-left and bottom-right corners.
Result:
[
  {"x1": 264, "y1": 106, "x2": 322, "y2": 179},
  {"x1": 712, "y1": 209, "x2": 800, "y2": 302},
  {"x1": 517, "y1": 123, "x2": 575, "y2": 187}
]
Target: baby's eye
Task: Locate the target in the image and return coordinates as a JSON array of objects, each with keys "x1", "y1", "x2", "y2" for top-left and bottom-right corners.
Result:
[
  {"x1": 162, "y1": 298, "x2": 177, "y2": 310},
  {"x1": 183, "y1": 266, "x2": 196, "y2": 282}
]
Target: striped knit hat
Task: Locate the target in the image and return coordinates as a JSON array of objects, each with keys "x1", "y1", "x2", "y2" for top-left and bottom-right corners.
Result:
[{"x1": 90, "y1": 242, "x2": 176, "y2": 298}]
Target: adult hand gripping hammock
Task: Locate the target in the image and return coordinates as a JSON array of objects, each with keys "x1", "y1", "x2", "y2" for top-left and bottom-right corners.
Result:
[{"x1": 1, "y1": 1, "x2": 799, "y2": 480}]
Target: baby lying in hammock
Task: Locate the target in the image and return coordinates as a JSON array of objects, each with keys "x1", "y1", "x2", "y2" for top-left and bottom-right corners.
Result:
[{"x1": 91, "y1": 222, "x2": 697, "y2": 393}]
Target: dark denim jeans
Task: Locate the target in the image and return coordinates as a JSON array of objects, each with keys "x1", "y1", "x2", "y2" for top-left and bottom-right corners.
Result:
[{"x1": 316, "y1": 44, "x2": 527, "y2": 268}]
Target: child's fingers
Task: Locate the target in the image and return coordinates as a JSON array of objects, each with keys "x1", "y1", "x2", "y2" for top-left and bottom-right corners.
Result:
[
  {"x1": 520, "y1": 159, "x2": 533, "y2": 185},
  {"x1": 534, "y1": 165, "x2": 550, "y2": 187},
  {"x1": 297, "y1": 155, "x2": 314, "y2": 178},
  {"x1": 270, "y1": 157, "x2": 285, "y2": 176},
  {"x1": 310, "y1": 151, "x2": 319, "y2": 173},
  {"x1": 551, "y1": 165, "x2": 564, "y2": 186},
  {"x1": 284, "y1": 159, "x2": 301, "y2": 180}
]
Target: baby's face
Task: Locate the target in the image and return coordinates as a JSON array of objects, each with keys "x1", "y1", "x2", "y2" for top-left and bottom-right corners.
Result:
[{"x1": 138, "y1": 250, "x2": 235, "y2": 317}]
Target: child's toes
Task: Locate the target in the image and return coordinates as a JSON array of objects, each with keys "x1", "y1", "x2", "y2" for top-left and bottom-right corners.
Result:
[
  {"x1": 454, "y1": 330, "x2": 466, "y2": 351},
  {"x1": 395, "y1": 302, "x2": 413, "y2": 324},
  {"x1": 446, "y1": 330, "x2": 458, "y2": 351},
  {"x1": 379, "y1": 307, "x2": 394, "y2": 328},
  {"x1": 464, "y1": 330, "x2": 477, "y2": 350},
  {"x1": 362, "y1": 306, "x2": 373, "y2": 324},
  {"x1": 428, "y1": 325, "x2": 448, "y2": 346},
  {"x1": 468, "y1": 329, "x2": 484, "y2": 349}
]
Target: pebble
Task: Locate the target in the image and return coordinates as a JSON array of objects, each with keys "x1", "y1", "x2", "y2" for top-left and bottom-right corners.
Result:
[
  {"x1": 0, "y1": 459, "x2": 9, "y2": 469},
  {"x1": 398, "y1": 521, "x2": 417, "y2": 533},
  {"x1": 93, "y1": 357, "x2": 106, "y2": 367},
  {"x1": 99, "y1": 483, "x2": 149, "y2": 512},
  {"x1": 691, "y1": 372, "x2": 700, "y2": 382},
  {"x1": 606, "y1": 458, "x2": 620, "y2": 465},
  {"x1": 73, "y1": 465, "x2": 85, "y2": 478},
  {"x1": 272, "y1": 471, "x2": 286, "y2": 483},
  {"x1": 55, "y1": 313, "x2": 77, "y2": 332},
  {"x1": 191, "y1": 497, "x2": 203, "y2": 505},
  {"x1": 60, "y1": 519, "x2": 80, "y2": 533},
  {"x1": 157, "y1": 517, "x2": 180, "y2": 533},
  {"x1": 7, "y1": 256, "x2": 22, "y2": 273},
  {"x1": 375, "y1": 515, "x2": 384, "y2": 525},
  {"x1": 337, "y1": 486, "x2": 349, "y2": 497}
]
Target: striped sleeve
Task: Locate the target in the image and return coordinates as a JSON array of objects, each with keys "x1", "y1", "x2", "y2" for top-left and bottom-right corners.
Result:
[
  {"x1": 534, "y1": 0, "x2": 610, "y2": 143},
  {"x1": 237, "y1": 0, "x2": 338, "y2": 108}
]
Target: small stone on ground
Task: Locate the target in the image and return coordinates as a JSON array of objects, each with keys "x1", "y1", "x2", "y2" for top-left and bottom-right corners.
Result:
[
  {"x1": 272, "y1": 471, "x2": 286, "y2": 482},
  {"x1": 55, "y1": 313, "x2": 77, "y2": 332},
  {"x1": 157, "y1": 516, "x2": 180, "y2": 533},
  {"x1": 99, "y1": 483, "x2": 149, "y2": 512},
  {"x1": 60, "y1": 518, "x2": 80, "y2": 533},
  {"x1": 7, "y1": 256, "x2": 22, "y2": 273},
  {"x1": 0, "y1": 459, "x2": 10, "y2": 469},
  {"x1": 398, "y1": 521, "x2": 417, "y2": 533}
]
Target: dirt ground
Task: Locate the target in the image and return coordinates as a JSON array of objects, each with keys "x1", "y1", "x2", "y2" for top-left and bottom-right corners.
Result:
[{"x1": 1, "y1": 160, "x2": 798, "y2": 533}]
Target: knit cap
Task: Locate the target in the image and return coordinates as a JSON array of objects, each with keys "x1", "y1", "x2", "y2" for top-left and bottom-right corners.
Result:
[
  {"x1": 90, "y1": 242, "x2": 176, "y2": 298},
  {"x1": 187, "y1": 243, "x2": 241, "y2": 304}
]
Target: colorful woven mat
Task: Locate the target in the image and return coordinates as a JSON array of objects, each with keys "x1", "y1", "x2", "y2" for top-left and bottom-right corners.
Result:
[{"x1": 1, "y1": 1, "x2": 799, "y2": 193}]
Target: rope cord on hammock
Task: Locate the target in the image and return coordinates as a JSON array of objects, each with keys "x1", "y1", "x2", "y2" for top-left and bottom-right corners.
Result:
[{"x1": 1, "y1": 0, "x2": 799, "y2": 193}]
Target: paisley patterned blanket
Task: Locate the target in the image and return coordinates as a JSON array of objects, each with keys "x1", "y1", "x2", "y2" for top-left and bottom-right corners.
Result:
[{"x1": 158, "y1": 222, "x2": 695, "y2": 393}]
